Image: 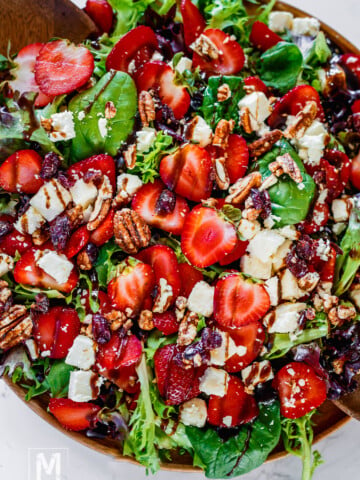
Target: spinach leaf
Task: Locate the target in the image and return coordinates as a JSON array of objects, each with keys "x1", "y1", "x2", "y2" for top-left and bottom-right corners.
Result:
[
  {"x1": 42, "y1": 361, "x2": 75, "y2": 398},
  {"x1": 258, "y1": 140, "x2": 316, "y2": 227},
  {"x1": 304, "y1": 32, "x2": 331, "y2": 67},
  {"x1": 69, "y1": 71, "x2": 137, "y2": 161},
  {"x1": 265, "y1": 313, "x2": 328, "y2": 360},
  {"x1": 257, "y1": 42, "x2": 303, "y2": 94},
  {"x1": 0, "y1": 53, "x2": 10, "y2": 71},
  {"x1": 201, "y1": 76, "x2": 245, "y2": 128},
  {"x1": 186, "y1": 401, "x2": 281, "y2": 478},
  {"x1": 334, "y1": 199, "x2": 360, "y2": 296}
]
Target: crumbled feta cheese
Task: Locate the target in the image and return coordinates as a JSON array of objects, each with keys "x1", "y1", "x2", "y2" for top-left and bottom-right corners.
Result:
[
  {"x1": 240, "y1": 254, "x2": 272, "y2": 280},
  {"x1": 222, "y1": 416, "x2": 232, "y2": 427},
  {"x1": 237, "y1": 219, "x2": 261, "y2": 241},
  {"x1": 151, "y1": 51, "x2": 164, "y2": 62},
  {"x1": 175, "y1": 57, "x2": 193, "y2": 75},
  {"x1": 117, "y1": 173, "x2": 143, "y2": 198},
  {"x1": 98, "y1": 117, "x2": 108, "y2": 138},
  {"x1": 47, "y1": 111, "x2": 76, "y2": 142},
  {"x1": 332, "y1": 198, "x2": 351, "y2": 223},
  {"x1": 264, "y1": 276, "x2": 279, "y2": 307},
  {"x1": 36, "y1": 250, "x2": 73, "y2": 284},
  {"x1": 70, "y1": 179, "x2": 98, "y2": 209},
  {"x1": 238, "y1": 92, "x2": 272, "y2": 133},
  {"x1": 30, "y1": 178, "x2": 72, "y2": 222},
  {"x1": 276, "y1": 225, "x2": 299, "y2": 241},
  {"x1": 188, "y1": 116, "x2": 213, "y2": 148},
  {"x1": 179, "y1": 398, "x2": 207, "y2": 428},
  {"x1": 0, "y1": 254, "x2": 14, "y2": 277},
  {"x1": 292, "y1": 17, "x2": 320, "y2": 37},
  {"x1": 269, "y1": 11, "x2": 294, "y2": 32},
  {"x1": 199, "y1": 367, "x2": 229, "y2": 397},
  {"x1": 332, "y1": 222, "x2": 346, "y2": 235},
  {"x1": 136, "y1": 127, "x2": 157, "y2": 153},
  {"x1": 187, "y1": 281, "x2": 215, "y2": 317},
  {"x1": 65, "y1": 335, "x2": 96, "y2": 370},
  {"x1": 247, "y1": 230, "x2": 286, "y2": 263},
  {"x1": 14, "y1": 206, "x2": 46, "y2": 235},
  {"x1": 295, "y1": 120, "x2": 328, "y2": 167},
  {"x1": 25, "y1": 339, "x2": 39, "y2": 360},
  {"x1": 316, "y1": 238, "x2": 331, "y2": 261},
  {"x1": 280, "y1": 269, "x2": 306, "y2": 301},
  {"x1": 78, "y1": 111, "x2": 86, "y2": 121},
  {"x1": 269, "y1": 302, "x2": 307, "y2": 333},
  {"x1": 68, "y1": 370, "x2": 100, "y2": 402},
  {"x1": 272, "y1": 239, "x2": 292, "y2": 272}
]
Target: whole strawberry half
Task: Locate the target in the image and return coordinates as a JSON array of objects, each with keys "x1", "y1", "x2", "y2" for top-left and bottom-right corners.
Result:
[
  {"x1": 181, "y1": 205, "x2": 237, "y2": 268},
  {"x1": 134, "y1": 61, "x2": 191, "y2": 119},
  {"x1": 208, "y1": 375, "x2": 259, "y2": 427},
  {"x1": 214, "y1": 274, "x2": 270, "y2": 328},
  {"x1": 67, "y1": 154, "x2": 116, "y2": 190},
  {"x1": 35, "y1": 39, "x2": 94, "y2": 96},
  {"x1": 49, "y1": 398, "x2": 100, "y2": 431},
  {"x1": 132, "y1": 179, "x2": 189, "y2": 236},
  {"x1": 160, "y1": 144, "x2": 213, "y2": 203},
  {"x1": 0, "y1": 150, "x2": 44, "y2": 194},
  {"x1": 250, "y1": 21, "x2": 282, "y2": 52},
  {"x1": 154, "y1": 343, "x2": 204, "y2": 405},
  {"x1": 33, "y1": 306, "x2": 80, "y2": 359},
  {"x1": 107, "y1": 260, "x2": 155, "y2": 317}
]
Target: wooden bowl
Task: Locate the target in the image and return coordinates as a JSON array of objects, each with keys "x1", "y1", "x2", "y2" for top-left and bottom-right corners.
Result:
[{"x1": 1, "y1": 0, "x2": 359, "y2": 472}]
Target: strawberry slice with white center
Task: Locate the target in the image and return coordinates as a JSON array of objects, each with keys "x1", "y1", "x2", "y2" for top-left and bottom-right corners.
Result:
[
  {"x1": 132, "y1": 179, "x2": 189, "y2": 236},
  {"x1": 35, "y1": 40, "x2": 94, "y2": 96},
  {"x1": 181, "y1": 205, "x2": 237, "y2": 268},
  {"x1": 134, "y1": 61, "x2": 191, "y2": 119},
  {"x1": 224, "y1": 134, "x2": 249, "y2": 184},
  {"x1": 0, "y1": 149, "x2": 44, "y2": 194},
  {"x1": 8, "y1": 43, "x2": 53, "y2": 107},
  {"x1": 180, "y1": 0, "x2": 206, "y2": 47},
  {"x1": 192, "y1": 29, "x2": 245, "y2": 76},
  {"x1": 214, "y1": 274, "x2": 270, "y2": 328},
  {"x1": 49, "y1": 398, "x2": 100, "y2": 432},
  {"x1": 160, "y1": 144, "x2": 214, "y2": 202}
]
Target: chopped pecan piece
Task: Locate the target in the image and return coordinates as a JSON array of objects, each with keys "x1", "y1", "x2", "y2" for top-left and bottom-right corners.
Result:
[
  {"x1": 87, "y1": 176, "x2": 113, "y2": 231},
  {"x1": 190, "y1": 34, "x2": 220, "y2": 60},
  {"x1": 104, "y1": 309, "x2": 129, "y2": 331},
  {"x1": 328, "y1": 304, "x2": 356, "y2": 327},
  {"x1": 175, "y1": 296, "x2": 187, "y2": 322},
  {"x1": 212, "y1": 119, "x2": 235, "y2": 148},
  {"x1": 0, "y1": 305, "x2": 32, "y2": 350},
  {"x1": 138, "y1": 310, "x2": 154, "y2": 331},
  {"x1": 153, "y1": 278, "x2": 173, "y2": 314},
  {"x1": 66, "y1": 204, "x2": 84, "y2": 228},
  {"x1": 114, "y1": 209, "x2": 151, "y2": 254},
  {"x1": 248, "y1": 129, "x2": 283, "y2": 159},
  {"x1": 32, "y1": 227, "x2": 50, "y2": 246},
  {"x1": 77, "y1": 250, "x2": 93, "y2": 271},
  {"x1": 138, "y1": 91, "x2": 156, "y2": 127},
  {"x1": 298, "y1": 271, "x2": 320, "y2": 292},
  {"x1": 239, "y1": 107, "x2": 253, "y2": 134},
  {"x1": 269, "y1": 153, "x2": 303, "y2": 183},
  {"x1": 217, "y1": 83, "x2": 231, "y2": 102},
  {"x1": 284, "y1": 101, "x2": 318, "y2": 139},
  {"x1": 258, "y1": 174, "x2": 279, "y2": 192},
  {"x1": 177, "y1": 312, "x2": 199, "y2": 347},
  {"x1": 225, "y1": 172, "x2": 262, "y2": 205},
  {"x1": 123, "y1": 144, "x2": 137, "y2": 170},
  {"x1": 214, "y1": 157, "x2": 230, "y2": 190}
]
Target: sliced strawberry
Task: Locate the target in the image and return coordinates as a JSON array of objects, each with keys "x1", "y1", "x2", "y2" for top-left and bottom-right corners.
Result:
[
  {"x1": 273, "y1": 362, "x2": 327, "y2": 419},
  {"x1": 96, "y1": 332, "x2": 143, "y2": 392},
  {"x1": 223, "y1": 321, "x2": 265, "y2": 372},
  {"x1": 250, "y1": 21, "x2": 282, "y2": 52},
  {"x1": 106, "y1": 26, "x2": 159, "y2": 73},
  {"x1": 154, "y1": 343, "x2": 204, "y2": 405},
  {"x1": 49, "y1": 398, "x2": 100, "y2": 431},
  {"x1": 135, "y1": 245, "x2": 181, "y2": 308},
  {"x1": 85, "y1": 0, "x2": 113, "y2": 34},
  {"x1": 178, "y1": 262, "x2": 204, "y2": 298},
  {"x1": 132, "y1": 179, "x2": 189, "y2": 236},
  {"x1": 352, "y1": 99, "x2": 360, "y2": 114},
  {"x1": 35, "y1": 40, "x2": 94, "y2": 96},
  {"x1": 64, "y1": 225, "x2": 90, "y2": 258},
  {"x1": 208, "y1": 375, "x2": 259, "y2": 427},
  {"x1": 316, "y1": 246, "x2": 337, "y2": 283},
  {"x1": 0, "y1": 150, "x2": 43, "y2": 194},
  {"x1": 0, "y1": 228, "x2": 32, "y2": 256},
  {"x1": 214, "y1": 274, "x2": 270, "y2": 328},
  {"x1": 303, "y1": 199, "x2": 330, "y2": 235},
  {"x1": 33, "y1": 306, "x2": 80, "y2": 359},
  {"x1": 67, "y1": 154, "x2": 116, "y2": 190},
  {"x1": 322, "y1": 150, "x2": 351, "y2": 200},
  {"x1": 160, "y1": 144, "x2": 213, "y2": 202},
  {"x1": 8, "y1": 43, "x2": 53, "y2": 107},
  {"x1": 13, "y1": 248, "x2": 78, "y2": 293},
  {"x1": 351, "y1": 152, "x2": 360, "y2": 190},
  {"x1": 89, "y1": 209, "x2": 115, "y2": 246},
  {"x1": 135, "y1": 61, "x2": 191, "y2": 119},
  {"x1": 224, "y1": 134, "x2": 249, "y2": 184},
  {"x1": 193, "y1": 29, "x2": 245, "y2": 76},
  {"x1": 218, "y1": 239, "x2": 248, "y2": 266},
  {"x1": 108, "y1": 260, "x2": 155, "y2": 317},
  {"x1": 181, "y1": 206, "x2": 237, "y2": 268},
  {"x1": 268, "y1": 85, "x2": 325, "y2": 128},
  {"x1": 244, "y1": 76, "x2": 269, "y2": 95},
  {"x1": 153, "y1": 310, "x2": 179, "y2": 335},
  {"x1": 340, "y1": 54, "x2": 360, "y2": 84},
  {"x1": 180, "y1": 0, "x2": 206, "y2": 47}
]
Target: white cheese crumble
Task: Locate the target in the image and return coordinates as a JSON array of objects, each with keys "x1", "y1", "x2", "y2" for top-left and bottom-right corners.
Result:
[
  {"x1": 269, "y1": 11, "x2": 294, "y2": 32},
  {"x1": 199, "y1": 367, "x2": 229, "y2": 397},
  {"x1": 187, "y1": 281, "x2": 215, "y2": 317},
  {"x1": 47, "y1": 111, "x2": 76, "y2": 142},
  {"x1": 68, "y1": 370, "x2": 101, "y2": 403},
  {"x1": 179, "y1": 398, "x2": 207, "y2": 428},
  {"x1": 65, "y1": 335, "x2": 96, "y2": 370},
  {"x1": 292, "y1": 17, "x2": 320, "y2": 37},
  {"x1": 36, "y1": 250, "x2": 73, "y2": 284},
  {"x1": 30, "y1": 178, "x2": 72, "y2": 222},
  {"x1": 136, "y1": 127, "x2": 157, "y2": 153}
]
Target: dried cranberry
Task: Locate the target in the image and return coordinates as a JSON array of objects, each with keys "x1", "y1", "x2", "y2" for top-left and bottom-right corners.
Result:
[
  {"x1": 155, "y1": 189, "x2": 176, "y2": 215},
  {"x1": 92, "y1": 313, "x2": 111, "y2": 344},
  {"x1": 49, "y1": 214, "x2": 71, "y2": 251},
  {"x1": 32, "y1": 293, "x2": 50, "y2": 314},
  {"x1": 57, "y1": 171, "x2": 73, "y2": 189},
  {"x1": 286, "y1": 249, "x2": 308, "y2": 278},
  {"x1": 0, "y1": 220, "x2": 13, "y2": 239},
  {"x1": 250, "y1": 189, "x2": 272, "y2": 219},
  {"x1": 16, "y1": 195, "x2": 30, "y2": 217},
  {"x1": 295, "y1": 235, "x2": 315, "y2": 261},
  {"x1": 85, "y1": 243, "x2": 99, "y2": 264},
  {"x1": 40, "y1": 152, "x2": 61, "y2": 180}
]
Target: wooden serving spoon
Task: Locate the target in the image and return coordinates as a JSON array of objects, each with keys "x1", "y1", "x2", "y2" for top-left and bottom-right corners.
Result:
[{"x1": 0, "y1": 0, "x2": 97, "y2": 54}]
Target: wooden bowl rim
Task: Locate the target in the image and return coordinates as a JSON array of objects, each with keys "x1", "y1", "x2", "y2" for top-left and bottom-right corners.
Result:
[{"x1": 2, "y1": 0, "x2": 358, "y2": 473}]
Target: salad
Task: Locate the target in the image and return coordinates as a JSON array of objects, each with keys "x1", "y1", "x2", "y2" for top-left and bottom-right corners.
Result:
[{"x1": 0, "y1": 0, "x2": 360, "y2": 478}]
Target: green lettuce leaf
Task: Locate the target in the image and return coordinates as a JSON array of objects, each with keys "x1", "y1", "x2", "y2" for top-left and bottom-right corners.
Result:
[
  {"x1": 304, "y1": 32, "x2": 331, "y2": 67},
  {"x1": 95, "y1": 239, "x2": 124, "y2": 289},
  {"x1": 107, "y1": 0, "x2": 155, "y2": 40}
]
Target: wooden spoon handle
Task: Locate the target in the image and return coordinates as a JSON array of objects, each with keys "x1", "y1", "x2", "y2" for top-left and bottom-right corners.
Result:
[{"x1": 0, "y1": 0, "x2": 97, "y2": 54}]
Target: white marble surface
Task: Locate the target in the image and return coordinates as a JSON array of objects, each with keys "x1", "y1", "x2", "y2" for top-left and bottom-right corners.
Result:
[{"x1": 1, "y1": 1, "x2": 360, "y2": 479}]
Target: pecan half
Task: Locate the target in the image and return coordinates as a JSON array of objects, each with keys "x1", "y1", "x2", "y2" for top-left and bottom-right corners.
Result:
[
  {"x1": 123, "y1": 144, "x2": 137, "y2": 170},
  {"x1": 248, "y1": 129, "x2": 283, "y2": 159},
  {"x1": 212, "y1": 119, "x2": 235, "y2": 148},
  {"x1": 269, "y1": 153, "x2": 303, "y2": 183},
  {"x1": 190, "y1": 34, "x2": 220, "y2": 60},
  {"x1": 239, "y1": 107, "x2": 254, "y2": 134},
  {"x1": 114, "y1": 209, "x2": 151, "y2": 254},
  {"x1": 328, "y1": 304, "x2": 356, "y2": 327},
  {"x1": 138, "y1": 91, "x2": 156, "y2": 128},
  {"x1": 87, "y1": 176, "x2": 113, "y2": 231},
  {"x1": 217, "y1": 83, "x2": 231, "y2": 102},
  {"x1": 214, "y1": 157, "x2": 230, "y2": 190},
  {"x1": 284, "y1": 101, "x2": 318, "y2": 139},
  {"x1": 175, "y1": 296, "x2": 187, "y2": 322},
  {"x1": 177, "y1": 312, "x2": 199, "y2": 347},
  {"x1": 77, "y1": 250, "x2": 93, "y2": 271},
  {"x1": 153, "y1": 278, "x2": 173, "y2": 314},
  {"x1": 0, "y1": 305, "x2": 32, "y2": 350},
  {"x1": 225, "y1": 172, "x2": 262, "y2": 205},
  {"x1": 138, "y1": 310, "x2": 154, "y2": 331},
  {"x1": 298, "y1": 272, "x2": 320, "y2": 292},
  {"x1": 66, "y1": 204, "x2": 84, "y2": 228}
]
